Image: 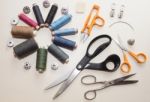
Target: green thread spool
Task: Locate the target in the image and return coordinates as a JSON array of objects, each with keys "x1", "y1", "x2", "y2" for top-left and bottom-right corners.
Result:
[{"x1": 36, "y1": 48, "x2": 47, "y2": 73}]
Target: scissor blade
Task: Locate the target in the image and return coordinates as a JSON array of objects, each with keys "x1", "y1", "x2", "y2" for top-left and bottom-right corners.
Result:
[
  {"x1": 114, "y1": 80, "x2": 138, "y2": 85},
  {"x1": 53, "y1": 68, "x2": 81, "y2": 99},
  {"x1": 111, "y1": 73, "x2": 136, "y2": 84},
  {"x1": 113, "y1": 39, "x2": 126, "y2": 51},
  {"x1": 44, "y1": 70, "x2": 72, "y2": 90}
]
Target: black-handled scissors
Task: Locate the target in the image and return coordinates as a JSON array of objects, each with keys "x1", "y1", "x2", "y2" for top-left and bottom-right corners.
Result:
[
  {"x1": 81, "y1": 73, "x2": 138, "y2": 100},
  {"x1": 48, "y1": 35, "x2": 120, "y2": 99}
]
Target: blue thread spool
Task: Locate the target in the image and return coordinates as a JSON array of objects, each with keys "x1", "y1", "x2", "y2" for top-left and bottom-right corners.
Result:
[
  {"x1": 52, "y1": 36, "x2": 77, "y2": 50},
  {"x1": 49, "y1": 14, "x2": 72, "y2": 31},
  {"x1": 52, "y1": 28, "x2": 78, "y2": 36}
]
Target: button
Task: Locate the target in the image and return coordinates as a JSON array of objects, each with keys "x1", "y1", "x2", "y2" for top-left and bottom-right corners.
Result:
[
  {"x1": 11, "y1": 18, "x2": 19, "y2": 25},
  {"x1": 23, "y1": 6, "x2": 31, "y2": 14},
  {"x1": 43, "y1": 0, "x2": 50, "y2": 8}
]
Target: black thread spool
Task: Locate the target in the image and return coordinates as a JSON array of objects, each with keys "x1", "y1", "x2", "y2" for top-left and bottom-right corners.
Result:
[
  {"x1": 48, "y1": 44, "x2": 69, "y2": 63},
  {"x1": 36, "y1": 48, "x2": 48, "y2": 73},
  {"x1": 33, "y1": 3, "x2": 45, "y2": 27},
  {"x1": 13, "y1": 38, "x2": 38, "y2": 58},
  {"x1": 45, "y1": 4, "x2": 58, "y2": 27}
]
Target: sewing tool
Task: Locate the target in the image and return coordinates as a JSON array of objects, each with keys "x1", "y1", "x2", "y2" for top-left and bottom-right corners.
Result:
[
  {"x1": 52, "y1": 28, "x2": 78, "y2": 36},
  {"x1": 33, "y1": 3, "x2": 45, "y2": 27},
  {"x1": 48, "y1": 44, "x2": 69, "y2": 63},
  {"x1": 11, "y1": 26, "x2": 36, "y2": 38},
  {"x1": 18, "y1": 13, "x2": 39, "y2": 30},
  {"x1": 114, "y1": 35, "x2": 147, "y2": 73},
  {"x1": 52, "y1": 36, "x2": 77, "y2": 50},
  {"x1": 45, "y1": 54, "x2": 121, "y2": 90},
  {"x1": 81, "y1": 4, "x2": 105, "y2": 42},
  {"x1": 81, "y1": 73, "x2": 138, "y2": 100},
  {"x1": 13, "y1": 38, "x2": 38, "y2": 58},
  {"x1": 46, "y1": 35, "x2": 120, "y2": 99},
  {"x1": 36, "y1": 48, "x2": 48, "y2": 73},
  {"x1": 45, "y1": 4, "x2": 58, "y2": 27},
  {"x1": 49, "y1": 14, "x2": 72, "y2": 31}
]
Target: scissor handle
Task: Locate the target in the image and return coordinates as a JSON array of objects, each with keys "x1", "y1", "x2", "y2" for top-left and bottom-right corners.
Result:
[
  {"x1": 81, "y1": 75, "x2": 97, "y2": 85},
  {"x1": 76, "y1": 35, "x2": 112, "y2": 70},
  {"x1": 93, "y1": 16, "x2": 105, "y2": 27},
  {"x1": 128, "y1": 51, "x2": 147, "y2": 63},
  {"x1": 84, "y1": 90, "x2": 97, "y2": 100},
  {"x1": 85, "y1": 54, "x2": 120, "y2": 72},
  {"x1": 121, "y1": 53, "x2": 132, "y2": 73}
]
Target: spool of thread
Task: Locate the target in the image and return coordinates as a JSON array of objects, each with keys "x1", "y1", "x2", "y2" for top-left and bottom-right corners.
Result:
[
  {"x1": 52, "y1": 28, "x2": 78, "y2": 36},
  {"x1": 45, "y1": 4, "x2": 58, "y2": 27},
  {"x1": 52, "y1": 36, "x2": 77, "y2": 50},
  {"x1": 49, "y1": 14, "x2": 72, "y2": 31},
  {"x1": 48, "y1": 44, "x2": 69, "y2": 63},
  {"x1": 11, "y1": 26, "x2": 36, "y2": 38},
  {"x1": 18, "y1": 13, "x2": 39, "y2": 30},
  {"x1": 13, "y1": 38, "x2": 38, "y2": 58},
  {"x1": 36, "y1": 48, "x2": 47, "y2": 73},
  {"x1": 32, "y1": 3, "x2": 45, "y2": 27}
]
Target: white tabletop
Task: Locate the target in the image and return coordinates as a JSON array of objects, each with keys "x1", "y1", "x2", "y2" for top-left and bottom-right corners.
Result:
[{"x1": 0, "y1": 0, "x2": 150, "y2": 102}]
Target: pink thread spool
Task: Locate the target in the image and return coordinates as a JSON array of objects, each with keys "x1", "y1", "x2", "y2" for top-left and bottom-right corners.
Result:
[{"x1": 18, "y1": 13, "x2": 39, "y2": 30}]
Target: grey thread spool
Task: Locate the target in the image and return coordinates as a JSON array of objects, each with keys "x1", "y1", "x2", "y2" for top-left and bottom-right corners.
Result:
[
  {"x1": 32, "y1": 3, "x2": 45, "y2": 27},
  {"x1": 11, "y1": 26, "x2": 36, "y2": 38},
  {"x1": 48, "y1": 44, "x2": 69, "y2": 63},
  {"x1": 36, "y1": 48, "x2": 48, "y2": 73},
  {"x1": 13, "y1": 38, "x2": 38, "y2": 58}
]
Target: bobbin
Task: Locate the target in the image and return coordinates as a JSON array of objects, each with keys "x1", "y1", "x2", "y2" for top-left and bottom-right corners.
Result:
[
  {"x1": 11, "y1": 18, "x2": 19, "y2": 25},
  {"x1": 18, "y1": 13, "x2": 39, "y2": 30},
  {"x1": 48, "y1": 44, "x2": 69, "y2": 63},
  {"x1": 33, "y1": 3, "x2": 45, "y2": 27},
  {"x1": 52, "y1": 36, "x2": 77, "y2": 50},
  {"x1": 13, "y1": 38, "x2": 38, "y2": 58},
  {"x1": 45, "y1": 4, "x2": 58, "y2": 27},
  {"x1": 11, "y1": 26, "x2": 37, "y2": 38},
  {"x1": 49, "y1": 14, "x2": 72, "y2": 31},
  {"x1": 36, "y1": 48, "x2": 48, "y2": 73},
  {"x1": 52, "y1": 28, "x2": 78, "y2": 36}
]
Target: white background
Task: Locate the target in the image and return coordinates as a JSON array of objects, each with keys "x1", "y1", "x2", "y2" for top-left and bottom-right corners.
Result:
[{"x1": 0, "y1": 0, "x2": 150, "y2": 102}]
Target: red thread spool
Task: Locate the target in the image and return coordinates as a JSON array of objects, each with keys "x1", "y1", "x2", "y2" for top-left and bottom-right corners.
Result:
[{"x1": 18, "y1": 13, "x2": 39, "y2": 30}]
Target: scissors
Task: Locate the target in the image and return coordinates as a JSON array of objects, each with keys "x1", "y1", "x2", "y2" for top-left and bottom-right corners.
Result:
[
  {"x1": 45, "y1": 54, "x2": 121, "y2": 90},
  {"x1": 114, "y1": 35, "x2": 147, "y2": 73},
  {"x1": 81, "y1": 4, "x2": 105, "y2": 42},
  {"x1": 81, "y1": 73, "x2": 138, "y2": 100},
  {"x1": 49, "y1": 34, "x2": 121, "y2": 99}
]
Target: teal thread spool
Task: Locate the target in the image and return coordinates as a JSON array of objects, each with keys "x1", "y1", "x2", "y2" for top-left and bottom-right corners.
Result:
[{"x1": 36, "y1": 48, "x2": 48, "y2": 73}]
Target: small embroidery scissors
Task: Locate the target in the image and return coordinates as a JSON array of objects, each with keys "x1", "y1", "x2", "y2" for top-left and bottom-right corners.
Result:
[
  {"x1": 114, "y1": 35, "x2": 147, "y2": 73},
  {"x1": 81, "y1": 73, "x2": 138, "y2": 100},
  {"x1": 47, "y1": 34, "x2": 121, "y2": 99},
  {"x1": 81, "y1": 4, "x2": 105, "y2": 42}
]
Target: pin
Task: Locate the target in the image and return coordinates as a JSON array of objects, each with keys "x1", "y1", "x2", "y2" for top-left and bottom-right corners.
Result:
[
  {"x1": 118, "y1": 5, "x2": 125, "y2": 19},
  {"x1": 110, "y1": 3, "x2": 116, "y2": 18}
]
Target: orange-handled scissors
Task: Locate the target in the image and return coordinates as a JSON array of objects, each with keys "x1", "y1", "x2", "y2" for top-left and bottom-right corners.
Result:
[
  {"x1": 114, "y1": 35, "x2": 147, "y2": 73},
  {"x1": 81, "y1": 4, "x2": 105, "y2": 42}
]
